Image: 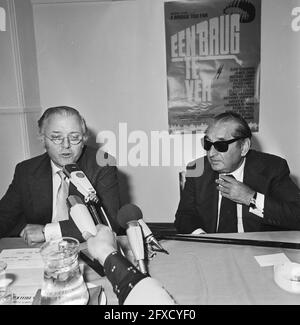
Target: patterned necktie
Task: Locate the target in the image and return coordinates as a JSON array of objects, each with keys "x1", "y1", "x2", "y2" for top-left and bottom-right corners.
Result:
[
  {"x1": 55, "y1": 170, "x2": 69, "y2": 221},
  {"x1": 217, "y1": 175, "x2": 237, "y2": 233}
]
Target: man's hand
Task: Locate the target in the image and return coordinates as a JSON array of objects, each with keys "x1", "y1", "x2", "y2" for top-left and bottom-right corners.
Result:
[
  {"x1": 20, "y1": 224, "x2": 45, "y2": 245},
  {"x1": 215, "y1": 175, "x2": 255, "y2": 206},
  {"x1": 82, "y1": 224, "x2": 118, "y2": 266}
]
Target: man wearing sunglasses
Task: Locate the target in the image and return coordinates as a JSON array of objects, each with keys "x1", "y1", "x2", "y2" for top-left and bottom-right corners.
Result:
[
  {"x1": 175, "y1": 112, "x2": 300, "y2": 234},
  {"x1": 0, "y1": 106, "x2": 121, "y2": 244}
]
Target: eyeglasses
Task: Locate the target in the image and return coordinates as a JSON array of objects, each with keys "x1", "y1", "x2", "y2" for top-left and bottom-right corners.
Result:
[
  {"x1": 203, "y1": 137, "x2": 245, "y2": 152},
  {"x1": 43, "y1": 134, "x2": 83, "y2": 145}
]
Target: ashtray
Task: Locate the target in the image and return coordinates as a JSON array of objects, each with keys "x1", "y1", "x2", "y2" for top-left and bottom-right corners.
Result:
[{"x1": 274, "y1": 262, "x2": 300, "y2": 294}]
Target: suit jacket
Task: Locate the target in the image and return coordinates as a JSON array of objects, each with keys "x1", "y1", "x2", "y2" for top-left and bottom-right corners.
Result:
[
  {"x1": 175, "y1": 150, "x2": 300, "y2": 233},
  {"x1": 0, "y1": 146, "x2": 121, "y2": 241}
]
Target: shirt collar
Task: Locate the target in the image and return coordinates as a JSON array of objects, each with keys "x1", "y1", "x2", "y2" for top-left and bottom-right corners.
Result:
[
  {"x1": 220, "y1": 158, "x2": 245, "y2": 182},
  {"x1": 50, "y1": 160, "x2": 63, "y2": 176}
]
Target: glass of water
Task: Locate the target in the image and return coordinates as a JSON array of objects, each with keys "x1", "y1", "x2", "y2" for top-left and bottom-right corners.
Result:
[
  {"x1": 39, "y1": 237, "x2": 89, "y2": 305},
  {"x1": 0, "y1": 261, "x2": 13, "y2": 305}
]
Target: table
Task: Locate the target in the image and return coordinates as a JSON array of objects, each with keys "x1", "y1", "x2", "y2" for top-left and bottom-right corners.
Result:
[
  {"x1": 2, "y1": 231, "x2": 300, "y2": 305},
  {"x1": 148, "y1": 231, "x2": 300, "y2": 305},
  {"x1": 0, "y1": 238, "x2": 118, "y2": 305}
]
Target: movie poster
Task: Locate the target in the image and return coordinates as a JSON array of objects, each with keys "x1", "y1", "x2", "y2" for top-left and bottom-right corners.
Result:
[{"x1": 165, "y1": 0, "x2": 261, "y2": 133}]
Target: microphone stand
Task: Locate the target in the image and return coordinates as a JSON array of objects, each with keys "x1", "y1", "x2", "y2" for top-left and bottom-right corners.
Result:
[
  {"x1": 85, "y1": 197, "x2": 113, "y2": 231},
  {"x1": 79, "y1": 197, "x2": 113, "y2": 276},
  {"x1": 86, "y1": 200, "x2": 102, "y2": 226},
  {"x1": 85, "y1": 197, "x2": 125, "y2": 258}
]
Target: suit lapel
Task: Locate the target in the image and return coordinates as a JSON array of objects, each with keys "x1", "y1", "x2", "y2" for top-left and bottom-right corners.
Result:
[
  {"x1": 244, "y1": 150, "x2": 268, "y2": 194},
  {"x1": 30, "y1": 154, "x2": 53, "y2": 223},
  {"x1": 242, "y1": 150, "x2": 268, "y2": 230}
]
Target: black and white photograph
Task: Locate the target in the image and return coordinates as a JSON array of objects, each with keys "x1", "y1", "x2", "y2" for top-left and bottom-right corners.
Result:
[{"x1": 0, "y1": 0, "x2": 300, "y2": 310}]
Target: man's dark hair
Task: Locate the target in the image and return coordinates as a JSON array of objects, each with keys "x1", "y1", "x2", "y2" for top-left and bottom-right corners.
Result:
[
  {"x1": 213, "y1": 111, "x2": 252, "y2": 139},
  {"x1": 38, "y1": 106, "x2": 88, "y2": 137}
]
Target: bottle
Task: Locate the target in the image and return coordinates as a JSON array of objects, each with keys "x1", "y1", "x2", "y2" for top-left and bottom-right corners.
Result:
[{"x1": 40, "y1": 237, "x2": 89, "y2": 305}]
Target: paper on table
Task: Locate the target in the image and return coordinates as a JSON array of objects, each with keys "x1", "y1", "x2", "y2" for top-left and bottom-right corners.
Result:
[
  {"x1": 0, "y1": 248, "x2": 43, "y2": 269},
  {"x1": 13, "y1": 287, "x2": 37, "y2": 305},
  {"x1": 255, "y1": 253, "x2": 291, "y2": 267},
  {"x1": 0, "y1": 249, "x2": 44, "y2": 305}
]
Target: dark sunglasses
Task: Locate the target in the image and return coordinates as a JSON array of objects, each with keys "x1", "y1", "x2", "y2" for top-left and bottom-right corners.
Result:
[{"x1": 203, "y1": 137, "x2": 245, "y2": 152}]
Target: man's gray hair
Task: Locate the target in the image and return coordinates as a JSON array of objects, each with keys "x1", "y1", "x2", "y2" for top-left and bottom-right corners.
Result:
[
  {"x1": 38, "y1": 106, "x2": 88, "y2": 137},
  {"x1": 210, "y1": 111, "x2": 252, "y2": 139}
]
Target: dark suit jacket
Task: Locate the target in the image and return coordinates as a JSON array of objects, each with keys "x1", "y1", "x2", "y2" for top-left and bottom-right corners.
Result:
[
  {"x1": 0, "y1": 146, "x2": 121, "y2": 241},
  {"x1": 175, "y1": 150, "x2": 300, "y2": 233}
]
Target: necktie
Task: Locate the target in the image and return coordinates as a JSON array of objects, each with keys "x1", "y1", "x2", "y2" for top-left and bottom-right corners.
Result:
[
  {"x1": 55, "y1": 170, "x2": 69, "y2": 222},
  {"x1": 217, "y1": 175, "x2": 237, "y2": 233}
]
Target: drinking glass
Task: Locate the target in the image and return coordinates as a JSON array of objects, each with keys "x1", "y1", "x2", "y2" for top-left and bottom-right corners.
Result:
[{"x1": 40, "y1": 237, "x2": 89, "y2": 305}]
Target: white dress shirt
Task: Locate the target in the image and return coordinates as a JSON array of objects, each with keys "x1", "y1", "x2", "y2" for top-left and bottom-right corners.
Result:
[{"x1": 44, "y1": 161, "x2": 70, "y2": 241}]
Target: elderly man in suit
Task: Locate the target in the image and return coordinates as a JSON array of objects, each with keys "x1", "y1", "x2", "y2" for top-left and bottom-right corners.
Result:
[
  {"x1": 175, "y1": 112, "x2": 300, "y2": 234},
  {"x1": 0, "y1": 106, "x2": 120, "y2": 244}
]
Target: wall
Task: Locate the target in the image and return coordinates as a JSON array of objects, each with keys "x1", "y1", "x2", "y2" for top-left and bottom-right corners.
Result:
[
  {"x1": 259, "y1": 0, "x2": 300, "y2": 183},
  {"x1": 0, "y1": 0, "x2": 42, "y2": 197},
  {"x1": 1, "y1": 0, "x2": 299, "y2": 222},
  {"x1": 32, "y1": 0, "x2": 187, "y2": 222}
]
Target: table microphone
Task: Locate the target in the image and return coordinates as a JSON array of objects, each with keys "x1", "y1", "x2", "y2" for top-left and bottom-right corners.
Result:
[
  {"x1": 67, "y1": 195, "x2": 97, "y2": 236},
  {"x1": 137, "y1": 220, "x2": 169, "y2": 254},
  {"x1": 117, "y1": 206, "x2": 148, "y2": 274},
  {"x1": 126, "y1": 220, "x2": 148, "y2": 274},
  {"x1": 117, "y1": 204, "x2": 169, "y2": 254}
]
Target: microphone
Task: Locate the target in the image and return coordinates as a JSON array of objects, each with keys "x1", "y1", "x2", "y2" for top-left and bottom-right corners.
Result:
[
  {"x1": 126, "y1": 221, "x2": 148, "y2": 274},
  {"x1": 63, "y1": 164, "x2": 99, "y2": 203},
  {"x1": 117, "y1": 205, "x2": 148, "y2": 274},
  {"x1": 63, "y1": 163, "x2": 113, "y2": 230},
  {"x1": 67, "y1": 195, "x2": 105, "y2": 276},
  {"x1": 67, "y1": 195, "x2": 97, "y2": 236},
  {"x1": 138, "y1": 219, "x2": 169, "y2": 255},
  {"x1": 117, "y1": 204, "x2": 169, "y2": 255}
]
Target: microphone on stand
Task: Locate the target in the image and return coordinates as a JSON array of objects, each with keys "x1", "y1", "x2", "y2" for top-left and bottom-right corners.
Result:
[
  {"x1": 117, "y1": 206, "x2": 148, "y2": 274},
  {"x1": 137, "y1": 219, "x2": 169, "y2": 255},
  {"x1": 68, "y1": 195, "x2": 97, "y2": 236},
  {"x1": 126, "y1": 221, "x2": 148, "y2": 274},
  {"x1": 117, "y1": 204, "x2": 169, "y2": 254}
]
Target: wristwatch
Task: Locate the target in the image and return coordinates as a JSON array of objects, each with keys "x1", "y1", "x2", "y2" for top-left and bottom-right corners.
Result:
[{"x1": 249, "y1": 192, "x2": 257, "y2": 209}]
